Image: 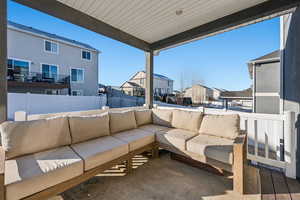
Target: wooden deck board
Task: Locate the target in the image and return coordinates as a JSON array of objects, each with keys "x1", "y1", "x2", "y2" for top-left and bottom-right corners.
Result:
[
  {"x1": 259, "y1": 167, "x2": 300, "y2": 200},
  {"x1": 272, "y1": 171, "x2": 291, "y2": 200},
  {"x1": 286, "y1": 178, "x2": 300, "y2": 200},
  {"x1": 260, "y1": 168, "x2": 276, "y2": 200}
]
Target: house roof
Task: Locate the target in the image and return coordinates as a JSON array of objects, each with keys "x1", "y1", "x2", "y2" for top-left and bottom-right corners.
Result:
[
  {"x1": 141, "y1": 71, "x2": 173, "y2": 81},
  {"x1": 8, "y1": 21, "x2": 99, "y2": 52},
  {"x1": 121, "y1": 81, "x2": 143, "y2": 88},
  {"x1": 126, "y1": 82, "x2": 142, "y2": 88},
  {"x1": 220, "y1": 88, "x2": 252, "y2": 99},
  {"x1": 247, "y1": 50, "x2": 280, "y2": 79},
  {"x1": 250, "y1": 50, "x2": 280, "y2": 62},
  {"x1": 213, "y1": 88, "x2": 227, "y2": 92}
]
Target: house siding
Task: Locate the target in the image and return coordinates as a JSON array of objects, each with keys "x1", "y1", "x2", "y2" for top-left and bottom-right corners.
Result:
[
  {"x1": 255, "y1": 62, "x2": 280, "y2": 93},
  {"x1": 184, "y1": 85, "x2": 213, "y2": 104},
  {"x1": 253, "y1": 61, "x2": 280, "y2": 114},
  {"x1": 121, "y1": 71, "x2": 173, "y2": 96},
  {"x1": 7, "y1": 27, "x2": 99, "y2": 96}
]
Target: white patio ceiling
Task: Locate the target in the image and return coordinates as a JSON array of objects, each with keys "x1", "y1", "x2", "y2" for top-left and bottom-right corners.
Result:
[
  {"x1": 57, "y1": 0, "x2": 267, "y2": 44},
  {"x1": 13, "y1": 0, "x2": 300, "y2": 51}
]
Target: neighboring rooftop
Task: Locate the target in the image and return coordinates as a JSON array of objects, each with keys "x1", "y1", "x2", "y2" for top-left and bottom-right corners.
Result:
[
  {"x1": 220, "y1": 88, "x2": 252, "y2": 99},
  {"x1": 250, "y1": 50, "x2": 280, "y2": 63},
  {"x1": 213, "y1": 87, "x2": 227, "y2": 92},
  {"x1": 141, "y1": 71, "x2": 173, "y2": 81},
  {"x1": 8, "y1": 21, "x2": 99, "y2": 52},
  {"x1": 248, "y1": 50, "x2": 280, "y2": 79},
  {"x1": 123, "y1": 81, "x2": 143, "y2": 88}
]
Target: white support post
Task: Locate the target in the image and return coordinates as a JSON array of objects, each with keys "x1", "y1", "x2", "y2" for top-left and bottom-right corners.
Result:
[
  {"x1": 284, "y1": 111, "x2": 297, "y2": 178},
  {"x1": 0, "y1": 0, "x2": 7, "y2": 124}
]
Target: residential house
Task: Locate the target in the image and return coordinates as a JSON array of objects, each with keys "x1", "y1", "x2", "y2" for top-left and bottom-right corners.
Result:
[
  {"x1": 212, "y1": 88, "x2": 225, "y2": 100},
  {"x1": 120, "y1": 81, "x2": 144, "y2": 97},
  {"x1": 120, "y1": 71, "x2": 173, "y2": 96},
  {"x1": 7, "y1": 21, "x2": 100, "y2": 96},
  {"x1": 183, "y1": 84, "x2": 213, "y2": 104},
  {"x1": 248, "y1": 50, "x2": 280, "y2": 114}
]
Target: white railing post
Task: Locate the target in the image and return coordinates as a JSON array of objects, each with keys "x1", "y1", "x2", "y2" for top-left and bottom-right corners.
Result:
[
  {"x1": 284, "y1": 111, "x2": 297, "y2": 178},
  {"x1": 102, "y1": 106, "x2": 109, "y2": 110},
  {"x1": 14, "y1": 111, "x2": 27, "y2": 121}
]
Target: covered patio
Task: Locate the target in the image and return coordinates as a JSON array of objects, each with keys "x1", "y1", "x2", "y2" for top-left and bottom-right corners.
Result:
[{"x1": 1, "y1": 0, "x2": 300, "y2": 200}]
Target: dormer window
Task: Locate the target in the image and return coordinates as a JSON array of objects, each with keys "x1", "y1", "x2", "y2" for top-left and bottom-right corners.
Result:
[
  {"x1": 82, "y1": 50, "x2": 91, "y2": 61},
  {"x1": 44, "y1": 40, "x2": 58, "y2": 54}
]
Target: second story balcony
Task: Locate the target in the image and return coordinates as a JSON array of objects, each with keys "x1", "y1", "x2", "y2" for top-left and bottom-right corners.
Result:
[{"x1": 7, "y1": 69, "x2": 70, "y2": 90}]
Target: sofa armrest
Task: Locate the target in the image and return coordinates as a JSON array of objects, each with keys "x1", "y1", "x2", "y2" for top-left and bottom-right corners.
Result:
[
  {"x1": 0, "y1": 147, "x2": 4, "y2": 175},
  {"x1": 233, "y1": 133, "x2": 247, "y2": 194},
  {"x1": 0, "y1": 146, "x2": 5, "y2": 200}
]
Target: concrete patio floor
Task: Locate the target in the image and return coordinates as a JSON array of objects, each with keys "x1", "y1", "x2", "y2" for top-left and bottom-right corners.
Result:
[{"x1": 51, "y1": 152, "x2": 260, "y2": 200}]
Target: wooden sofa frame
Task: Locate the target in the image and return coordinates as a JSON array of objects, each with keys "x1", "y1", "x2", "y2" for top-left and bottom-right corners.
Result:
[
  {"x1": 0, "y1": 143, "x2": 157, "y2": 200},
  {"x1": 156, "y1": 133, "x2": 248, "y2": 194},
  {"x1": 0, "y1": 133, "x2": 247, "y2": 200}
]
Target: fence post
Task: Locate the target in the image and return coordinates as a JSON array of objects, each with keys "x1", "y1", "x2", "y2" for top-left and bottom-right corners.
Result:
[{"x1": 284, "y1": 111, "x2": 297, "y2": 178}]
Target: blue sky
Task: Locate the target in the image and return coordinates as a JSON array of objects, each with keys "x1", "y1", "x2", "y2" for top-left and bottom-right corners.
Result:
[{"x1": 7, "y1": 0, "x2": 280, "y2": 91}]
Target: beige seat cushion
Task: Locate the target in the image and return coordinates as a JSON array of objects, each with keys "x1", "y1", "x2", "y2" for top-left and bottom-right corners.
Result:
[
  {"x1": 172, "y1": 110, "x2": 203, "y2": 132},
  {"x1": 113, "y1": 129, "x2": 155, "y2": 151},
  {"x1": 69, "y1": 113, "x2": 110, "y2": 144},
  {"x1": 109, "y1": 110, "x2": 137, "y2": 134},
  {"x1": 138, "y1": 124, "x2": 171, "y2": 133},
  {"x1": 71, "y1": 136, "x2": 129, "y2": 171},
  {"x1": 0, "y1": 117, "x2": 71, "y2": 159},
  {"x1": 199, "y1": 114, "x2": 240, "y2": 139},
  {"x1": 152, "y1": 109, "x2": 173, "y2": 127},
  {"x1": 186, "y1": 134, "x2": 234, "y2": 164},
  {"x1": 5, "y1": 146, "x2": 83, "y2": 200},
  {"x1": 135, "y1": 109, "x2": 152, "y2": 126},
  {"x1": 156, "y1": 128, "x2": 198, "y2": 150}
]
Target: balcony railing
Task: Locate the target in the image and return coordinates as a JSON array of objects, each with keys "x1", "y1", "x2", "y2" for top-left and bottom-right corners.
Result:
[{"x1": 7, "y1": 70, "x2": 70, "y2": 85}]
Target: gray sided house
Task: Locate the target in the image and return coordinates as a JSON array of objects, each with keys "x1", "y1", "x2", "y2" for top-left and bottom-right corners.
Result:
[
  {"x1": 248, "y1": 50, "x2": 280, "y2": 114},
  {"x1": 7, "y1": 21, "x2": 100, "y2": 96}
]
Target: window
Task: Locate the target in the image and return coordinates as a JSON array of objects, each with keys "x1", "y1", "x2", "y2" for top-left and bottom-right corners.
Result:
[
  {"x1": 140, "y1": 78, "x2": 144, "y2": 85},
  {"x1": 42, "y1": 64, "x2": 58, "y2": 80},
  {"x1": 45, "y1": 40, "x2": 58, "y2": 54},
  {"x1": 82, "y1": 50, "x2": 91, "y2": 60},
  {"x1": 45, "y1": 89, "x2": 59, "y2": 95},
  {"x1": 71, "y1": 68, "x2": 84, "y2": 83},
  {"x1": 7, "y1": 58, "x2": 30, "y2": 75},
  {"x1": 72, "y1": 90, "x2": 83, "y2": 96},
  {"x1": 7, "y1": 59, "x2": 13, "y2": 69}
]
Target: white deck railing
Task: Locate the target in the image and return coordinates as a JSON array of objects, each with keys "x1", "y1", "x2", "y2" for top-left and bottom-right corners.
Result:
[{"x1": 157, "y1": 106, "x2": 297, "y2": 178}]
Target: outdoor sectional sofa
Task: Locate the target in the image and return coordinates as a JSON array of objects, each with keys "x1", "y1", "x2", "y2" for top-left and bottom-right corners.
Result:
[{"x1": 0, "y1": 108, "x2": 247, "y2": 200}]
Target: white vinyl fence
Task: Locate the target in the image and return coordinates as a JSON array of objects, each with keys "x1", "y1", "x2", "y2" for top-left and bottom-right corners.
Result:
[
  {"x1": 8, "y1": 93, "x2": 107, "y2": 120},
  {"x1": 157, "y1": 105, "x2": 297, "y2": 178}
]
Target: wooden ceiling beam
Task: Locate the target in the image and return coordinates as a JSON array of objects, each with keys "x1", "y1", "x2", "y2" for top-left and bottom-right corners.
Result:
[
  {"x1": 150, "y1": 0, "x2": 300, "y2": 50},
  {"x1": 13, "y1": 0, "x2": 151, "y2": 51}
]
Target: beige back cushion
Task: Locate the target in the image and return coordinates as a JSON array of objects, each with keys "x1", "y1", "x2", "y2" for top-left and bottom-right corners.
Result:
[
  {"x1": 152, "y1": 109, "x2": 173, "y2": 127},
  {"x1": 135, "y1": 109, "x2": 152, "y2": 126},
  {"x1": 109, "y1": 110, "x2": 137, "y2": 134},
  {"x1": 199, "y1": 114, "x2": 240, "y2": 139},
  {"x1": 69, "y1": 113, "x2": 110, "y2": 144},
  {"x1": 172, "y1": 110, "x2": 203, "y2": 132},
  {"x1": 0, "y1": 117, "x2": 71, "y2": 159}
]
